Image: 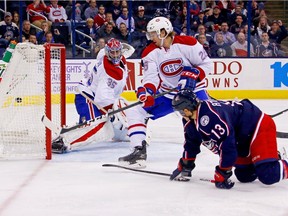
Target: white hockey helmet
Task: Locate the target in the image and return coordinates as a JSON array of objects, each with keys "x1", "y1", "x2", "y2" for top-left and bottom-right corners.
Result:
[
  {"x1": 146, "y1": 16, "x2": 173, "y2": 40},
  {"x1": 105, "y1": 38, "x2": 123, "y2": 65}
]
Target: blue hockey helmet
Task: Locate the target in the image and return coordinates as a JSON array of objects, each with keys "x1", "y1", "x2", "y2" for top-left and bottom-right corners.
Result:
[{"x1": 172, "y1": 90, "x2": 199, "y2": 112}]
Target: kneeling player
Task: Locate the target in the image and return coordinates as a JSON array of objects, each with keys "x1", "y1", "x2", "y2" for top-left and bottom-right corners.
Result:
[{"x1": 170, "y1": 90, "x2": 288, "y2": 189}]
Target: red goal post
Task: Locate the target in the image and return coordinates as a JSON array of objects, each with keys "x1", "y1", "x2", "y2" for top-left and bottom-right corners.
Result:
[
  {"x1": 45, "y1": 43, "x2": 66, "y2": 159},
  {"x1": 0, "y1": 42, "x2": 66, "y2": 160}
]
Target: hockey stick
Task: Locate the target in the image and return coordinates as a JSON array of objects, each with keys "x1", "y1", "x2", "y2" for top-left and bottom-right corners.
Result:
[
  {"x1": 270, "y1": 108, "x2": 288, "y2": 118},
  {"x1": 102, "y1": 164, "x2": 214, "y2": 183},
  {"x1": 42, "y1": 87, "x2": 178, "y2": 135},
  {"x1": 269, "y1": 108, "x2": 288, "y2": 138},
  {"x1": 277, "y1": 131, "x2": 288, "y2": 139}
]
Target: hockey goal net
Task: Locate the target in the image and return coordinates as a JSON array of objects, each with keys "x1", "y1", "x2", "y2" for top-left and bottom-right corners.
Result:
[{"x1": 0, "y1": 43, "x2": 66, "y2": 160}]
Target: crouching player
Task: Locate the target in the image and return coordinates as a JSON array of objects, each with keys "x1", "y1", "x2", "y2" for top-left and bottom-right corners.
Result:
[
  {"x1": 170, "y1": 90, "x2": 288, "y2": 189},
  {"x1": 52, "y1": 38, "x2": 133, "y2": 153}
]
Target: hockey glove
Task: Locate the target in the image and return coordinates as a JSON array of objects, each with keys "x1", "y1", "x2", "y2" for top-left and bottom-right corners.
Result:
[
  {"x1": 178, "y1": 66, "x2": 200, "y2": 91},
  {"x1": 136, "y1": 86, "x2": 155, "y2": 108},
  {"x1": 170, "y1": 158, "x2": 195, "y2": 181},
  {"x1": 214, "y1": 165, "x2": 235, "y2": 189}
]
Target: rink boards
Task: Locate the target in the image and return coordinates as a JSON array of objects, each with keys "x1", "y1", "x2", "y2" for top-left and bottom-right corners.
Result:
[{"x1": 60, "y1": 58, "x2": 288, "y2": 103}]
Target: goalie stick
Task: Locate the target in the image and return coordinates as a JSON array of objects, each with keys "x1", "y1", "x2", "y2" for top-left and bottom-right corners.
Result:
[{"x1": 42, "y1": 88, "x2": 178, "y2": 135}]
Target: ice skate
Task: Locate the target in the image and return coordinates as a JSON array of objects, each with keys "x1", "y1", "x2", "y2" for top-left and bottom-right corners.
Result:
[
  {"x1": 118, "y1": 140, "x2": 147, "y2": 168},
  {"x1": 52, "y1": 137, "x2": 68, "y2": 154}
]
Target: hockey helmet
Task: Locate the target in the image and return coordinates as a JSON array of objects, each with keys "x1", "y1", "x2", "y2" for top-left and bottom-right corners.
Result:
[
  {"x1": 146, "y1": 16, "x2": 173, "y2": 40},
  {"x1": 172, "y1": 90, "x2": 199, "y2": 112},
  {"x1": 105, "y1": 38, "x2": 123, "y2": 65}
]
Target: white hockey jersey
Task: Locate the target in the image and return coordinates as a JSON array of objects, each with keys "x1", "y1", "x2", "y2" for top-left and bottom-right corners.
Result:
[
  {"x1": 77, "y1": 48, "x2": 129, "y2": 111},
  {"x1": 48, "y1": 4, "x2": 68, "y2": 22},
  {"x1": 141, "y1": 35, "x2": 212, "y2": 97}
]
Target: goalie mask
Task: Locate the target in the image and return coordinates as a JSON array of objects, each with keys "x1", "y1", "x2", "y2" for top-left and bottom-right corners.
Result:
[
  {"x1": 105, "y1": 38, "x2": 123, "y2": 65},
  {"x1": 172, "y1": 90, "x2": 199, "y2": 112}
]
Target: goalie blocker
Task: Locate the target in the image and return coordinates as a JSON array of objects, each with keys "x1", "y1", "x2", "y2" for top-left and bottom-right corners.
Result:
[{"x1": 51, "y1": 97, "x2": 129, "y2": 153}]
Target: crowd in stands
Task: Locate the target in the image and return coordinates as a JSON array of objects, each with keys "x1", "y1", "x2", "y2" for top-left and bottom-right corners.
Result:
[{"x1": 0, "y1": 0, "x2": 287, "y2": 58}]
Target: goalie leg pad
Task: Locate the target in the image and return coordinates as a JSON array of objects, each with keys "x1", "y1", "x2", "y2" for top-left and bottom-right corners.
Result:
[
  {"x1": 111, "y1": 97, "x2": 130, "y2": 142},
  {"x1": 61, "y1": 118, "x2": 114, "y2": 149}
]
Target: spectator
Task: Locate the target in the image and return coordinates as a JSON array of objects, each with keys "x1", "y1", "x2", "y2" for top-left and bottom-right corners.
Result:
[
  {"x1": 94, "y1": 4, "x2": 106, "y2": 30},
  {"x1": 26, "y1": 0, "x2": 51, "y2": 29},
  {"x1": 22, "y1": 20, "x2": 35, "y2": 41},
  {"x1": 230, "y1": 1, "x2": 247, "y2": 16},
  {"x1": 255, "y1": 32, "x2": 278, "y2": 57},
  {"x1": 12, "y1": 11, "x2": 20, "y2": 28},
  {"x1": 252, "y1": 9, "x2": 269, "y2": 29},
  {"x1": 201, "y1": 0, "x2": 216, "y2": 11},
  {"x1": 52, "y1": 28, "x2": 66, "y2": 44},
  {"x1": 36, "y1": 20, "x2": 49, "y2": 44},
  {"x1": 94, "y1": 37, "x2": 105, "y2": 57},
  {"x1": 168, "y1": 0, "x2": 185, "y2": 22},
  {"x1": 0, "y1": 12, "x2": 19, "y2": 48},
  {"x1": 187, "y1": 0, "x2": 200, "y2": 16},
  {"x1": 216, "y1": 21, "x2": 236, "y2": 45},
  {"x1": 191, "y1": 10, "x2": 208, "y2": 32},
  {"x1": 116, "y1": 7, "x2": 135, "y2": 32},
  {"x1": 116, "y1": 22, "x2": 129, "y2": 42},
  {"x1": 65, "y1": 1, "x2": 84, "y2": 22},
  {"x1": 174, "y1": 6, "x2": 193, "y2": 34},
  {"x1": 28, "y1": 33, "x2": 37, "y2": 44},
  {"x1": 84, "y1": 0, "x2": 98, "y2": 20},
  {"x1": 252, "y1": 16, "x2": 271, "y2": 45},
  {"x1": 105, "y1": 12, "x2": 118, "y2": 33},
  {"x1": 230, "y1": 32, "x2": 254, "y2": 57},
  {"x1": 229, "y1": 4, "x2": 247, "y2": 25},
  {"x1": 217, "y1": 0, "x2": 235, "y2": 18},
  {"x1": 210, "y1": 31, "x2": 233, "y2": 57},
  {"x1": 48, "y1": 0, "x2": 68, "y2": 23},
  {"x1": 229, "y1": 15, "x2": 245, "y2": 35},
  {"x1": 268, "y1": 20, "x2": 288, "y2": 45},
  {"x1": 44, "y1": 31, "x2": 55, "y2": 44},
  {"x1": 82, "y1": 18, "x2": 97, "y2": 47},
  {"x1": 106, "y1": 0, "x2": 122, "y2": 21},
  {"x1": 121, "y1": 0, "x2": 128, "y2": 8},
  {"x1": 197, "y1": 33, "x2": 211, "y2": 56},
  {"x1": 48, "y1": 0, "x2": 71, "y2": 33},
  {"x1": 134, "y1": 6, "x2": 149, "y2": 34},
  {"x1": 207, "y1": 5, "x2": 226, "y2": 27},
  {"x1": 193, "y1": 24, "x2": 214, "y2": 45},
  {"x1": 97, "y1": 22, "x2": 116, "y2": 41}
]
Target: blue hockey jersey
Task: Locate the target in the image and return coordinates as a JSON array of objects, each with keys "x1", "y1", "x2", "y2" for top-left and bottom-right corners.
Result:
[{"x1": 183, "y1": 99, "x2": 263, "y2": 169}]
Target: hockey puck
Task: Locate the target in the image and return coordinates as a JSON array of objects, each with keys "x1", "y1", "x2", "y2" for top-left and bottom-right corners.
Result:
[{"x1": 15, "y1": 97, "x2": 22, "y2": 103}]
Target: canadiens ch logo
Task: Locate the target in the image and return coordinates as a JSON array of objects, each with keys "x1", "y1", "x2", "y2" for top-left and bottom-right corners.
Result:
[
  {"x1": 160, "y1": 59, "x2": 183, "y2": 77},
  {"x1": 200, "y1": 115, "x2": 209, "y2": 126}
]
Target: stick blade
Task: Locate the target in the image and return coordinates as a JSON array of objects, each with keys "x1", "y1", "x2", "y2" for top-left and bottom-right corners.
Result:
[{"x1": 41, "y1": 115, "x2": 61, "y2": 135}]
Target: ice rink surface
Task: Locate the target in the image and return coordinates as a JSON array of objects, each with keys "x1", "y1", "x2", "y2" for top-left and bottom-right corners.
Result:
[{"x1": 0, "y1": 99, "x2": 287, "y2": 216}]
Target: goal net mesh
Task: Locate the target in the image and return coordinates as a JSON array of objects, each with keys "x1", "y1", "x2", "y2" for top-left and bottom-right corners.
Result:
[{"x1": 0, "y1": 42, "x2": 65, "y2": 159}]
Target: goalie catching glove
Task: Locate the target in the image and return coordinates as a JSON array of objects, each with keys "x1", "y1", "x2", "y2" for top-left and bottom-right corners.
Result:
[
  {"x1": 178, "y1": 66, "x2": 200, "y2": 91},
  {"x1": 170, "y1": 158, "x2": 195, "y2": 181},
  {"x1": 136, "y1": 84, "x2": 156, "y2": 108}
]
